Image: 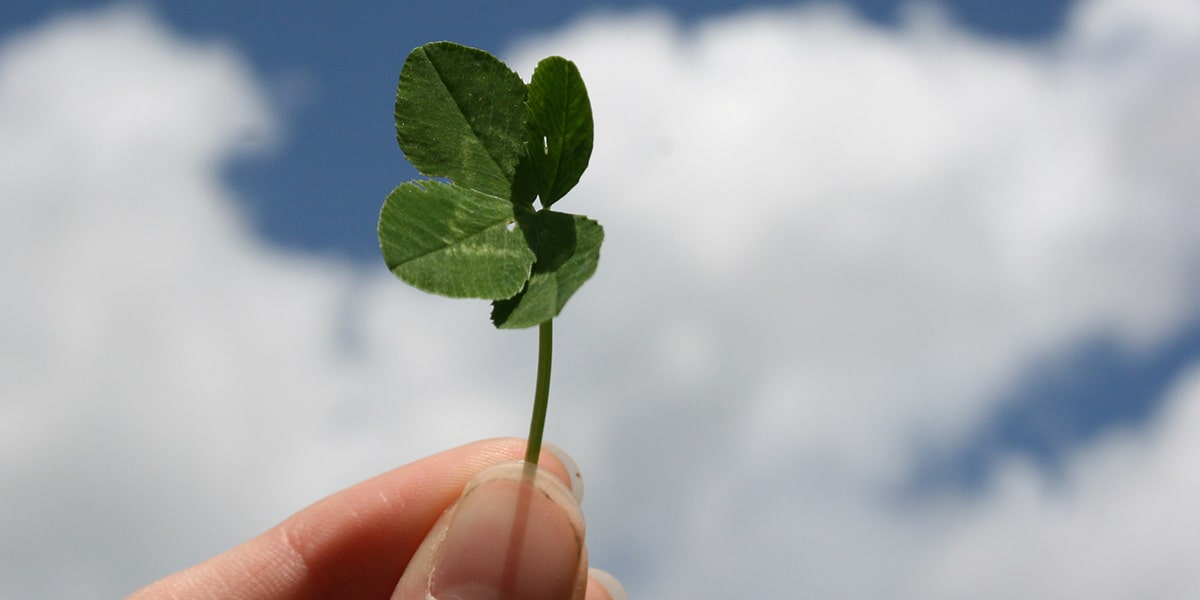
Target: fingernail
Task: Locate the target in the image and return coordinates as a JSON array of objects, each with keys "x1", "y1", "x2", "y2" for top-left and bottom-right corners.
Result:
[
  {"x1": 430, "y1": 461, "x2": 585, "y2": 600},
  {"x1": 544, "y1": 443, "x2": 585, "y2": 504},
  {"x1": 589, "y1": 568, "x2": 628, "y2": 600}
]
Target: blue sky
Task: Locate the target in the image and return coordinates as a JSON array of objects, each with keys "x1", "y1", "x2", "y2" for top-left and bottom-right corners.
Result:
[
  {"x1": 3, "y1": 0, "x2": 1169, "y2": 488},
  {"x1": 5, "y1": 0, "x2": 1200, "y2": 598},
  {"x1": 3, "y1": 0, "x2": 1080, "y2": 262}
]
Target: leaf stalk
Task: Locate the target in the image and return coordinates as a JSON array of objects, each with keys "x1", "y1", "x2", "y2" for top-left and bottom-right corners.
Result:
[{"x1": 524, "y1": 319, "x2": 554, "y2": 464}]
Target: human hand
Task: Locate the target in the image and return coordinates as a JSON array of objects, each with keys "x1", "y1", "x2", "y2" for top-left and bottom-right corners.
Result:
[{"x1": 129, "y1": 438, "x2": 626, "y2": 600}]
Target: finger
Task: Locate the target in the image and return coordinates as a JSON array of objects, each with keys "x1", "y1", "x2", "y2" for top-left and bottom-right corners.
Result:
[
  {"x1": 586, "y1": 568, "x2": 629, "y2": 600},
  {"x1": 393, "y1": 460, "x2": 588, "y2": 600},
  {"x1": 128, "y1": 438, "x2": 576, "y2": 600}
]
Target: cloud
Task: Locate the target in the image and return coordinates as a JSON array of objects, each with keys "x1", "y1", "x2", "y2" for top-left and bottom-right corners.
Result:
[
  {"x1": 921, "y1": 366, "x2": 1200, "y2": 598},
  {"x1": 507, "y1": 0, "x2": 1200, "y2": 596},
  {"x1": 3, "y1": 0, "x2": 1200, "y2": 598},
  {"x1": 0, "y1": 6, "x2": 461, "y2": 594}
]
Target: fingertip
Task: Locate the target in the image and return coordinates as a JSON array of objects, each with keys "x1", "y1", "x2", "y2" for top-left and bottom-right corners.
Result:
[
  {"x1": 543, "y1": 443, "x2": 585, "y2": 504},
  {"x1": 587, "y1": 568, "x2": 628, "y2": 600},
  {"x1": 394, "y1": 461, "x2": 586, "y2": 600}
]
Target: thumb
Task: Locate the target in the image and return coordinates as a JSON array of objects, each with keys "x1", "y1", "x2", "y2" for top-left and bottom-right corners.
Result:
[{"x1": 393, "y1": 460, "x2": 588, "y2": 600}]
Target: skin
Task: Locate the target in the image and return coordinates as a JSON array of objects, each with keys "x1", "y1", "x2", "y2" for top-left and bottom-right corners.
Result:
[{"x1": 129, "y1": 438, "x2": 618, "y2": 600}]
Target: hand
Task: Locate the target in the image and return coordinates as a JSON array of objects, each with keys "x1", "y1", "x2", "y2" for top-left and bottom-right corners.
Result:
[{"x1": 129, "y1": 438, "x2": 626, "y2": 600}]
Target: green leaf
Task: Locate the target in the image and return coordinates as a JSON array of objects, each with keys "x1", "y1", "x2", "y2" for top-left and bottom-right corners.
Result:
[
  {"x1": 381, "y1": 42, "x2": 602, "y2": 326},
  {"x1": 395, "y1": 42, "x2": 527, "y2": 198},
  {"x1": 491, "y1": 213, "x2": 603, "y2": 328},
  {"x1": 380, "y1": 181, "x2": 535, "y2": 299},
  {"x1": 524, "y1": 56, "x2": 593, "y2": 207}
]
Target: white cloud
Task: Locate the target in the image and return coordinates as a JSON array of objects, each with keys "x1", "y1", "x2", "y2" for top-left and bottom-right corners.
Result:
[
  {"x1": 508, "y1": 0, "x2": 1200, "y2": 596},
  {"x1": 510, "y1": 0, "x2": 1200, "y2": 494},
  {"x1": 0, "y1": 7, "x2": 510, "y2": 595},
  {"x1": 3, "y1": 0, "x2": 1200, "y2": 598},
  {"x1": 919, "y1": 365, "x2": 1200, "y2": 598}
]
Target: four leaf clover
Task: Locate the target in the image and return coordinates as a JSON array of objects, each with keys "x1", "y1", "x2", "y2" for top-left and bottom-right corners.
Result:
[{"x1": 379, "y1": 42, "x2": 601, "y2": 329}]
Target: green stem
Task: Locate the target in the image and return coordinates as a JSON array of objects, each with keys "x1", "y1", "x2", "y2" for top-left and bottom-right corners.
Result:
[{"x1": 524, "y1": 319, "x2": 554, "y2": 464}]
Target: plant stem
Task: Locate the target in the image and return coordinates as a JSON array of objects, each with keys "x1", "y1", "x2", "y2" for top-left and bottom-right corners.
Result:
[{"x1": 524, "y1": 319, "x2": 554, "y2": 464}]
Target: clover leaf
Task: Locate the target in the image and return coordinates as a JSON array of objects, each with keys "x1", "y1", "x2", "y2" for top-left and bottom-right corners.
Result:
[
  {"x1": 378, "y1": 42, "x2": 602, "y2": 463},
  {"x1": 380, "y1": 42, "x2": 600, "y2": 325}
]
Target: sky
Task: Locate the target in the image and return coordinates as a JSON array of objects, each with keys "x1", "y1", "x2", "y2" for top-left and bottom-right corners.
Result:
[{"x1": 2, "y1": 0, "x2": 1200, "y2": 598}]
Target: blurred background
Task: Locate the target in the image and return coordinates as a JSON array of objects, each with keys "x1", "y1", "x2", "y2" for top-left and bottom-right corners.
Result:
[{"x1": 3, "y1": 0, "x2": 1200, "y2": 597}]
